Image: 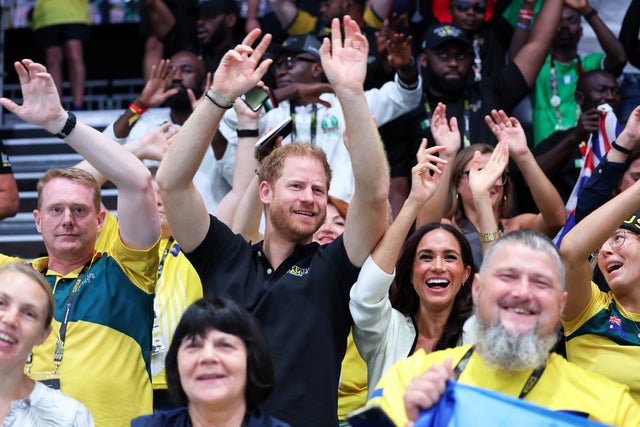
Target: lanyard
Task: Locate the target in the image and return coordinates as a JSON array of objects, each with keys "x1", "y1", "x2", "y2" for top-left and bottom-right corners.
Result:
[
  {"x1": 472, "y1": 35, "x2": 483, "y2": 83},
  {"x1": 54, "y1": 260, "x2": 93, "y2": 366},
  {"x1": 453, "y1": 346, "x2": 546, "y2": 400},
  {"x1": 290, "y1": 103, "x2": 317, "y2": 144},
  {"x1": 157, "y1": 236, "x2": 175, "y2": 281},
  {"x1": 423, "y1": 100, "x2": 471, "y2": 148},
  {"x1": 549, "y1": 56, "x2": 583, "y2": 131}
]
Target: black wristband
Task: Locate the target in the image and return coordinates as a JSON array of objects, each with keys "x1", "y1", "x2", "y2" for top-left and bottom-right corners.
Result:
[
  {"x1": 583, "y1": 9, "x2": 597, "y2": 20},
  {"x1": 55, "y1": 111, "x2": 77, "y2": 139},
  {"x1": 611, "y1": 140, "x2": 632, "y2": 155},
  {"x1": 237, "y1": 129, "x2": 260, "y2": 138}
]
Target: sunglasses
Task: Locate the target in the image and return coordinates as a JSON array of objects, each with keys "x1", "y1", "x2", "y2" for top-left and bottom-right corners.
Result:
[
  {"x1": 273, "y1": 55, "x2": 318, "y2": 71},
  {"x1": 455, "y1": 1, "x2": 488, "y2": 13},
  {"x1": 461, "y1": 170, "x2": 509, "y2": 186}
]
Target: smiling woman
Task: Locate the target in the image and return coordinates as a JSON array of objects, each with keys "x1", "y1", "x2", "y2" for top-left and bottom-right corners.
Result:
[
  {"x1": 0, "y1": 263, "x2": 93, "y2": 426},
  {"x1": 131, "y1": 296, "x2": 291, "y2": 427},
  {"x1": 350, "y1": 144, "x2": 476, "y2": 394}
]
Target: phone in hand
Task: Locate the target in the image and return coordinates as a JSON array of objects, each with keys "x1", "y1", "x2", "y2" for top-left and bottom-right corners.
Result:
[
  {"x1": 241, "y1": 86, "x2": 270, "y2": 112},
  {"x1": 254, "y1": 117, "x2": 293, "y2": 161},
  {"x1": 346, "y1": 404, "x2": 396, "y2": 427}
]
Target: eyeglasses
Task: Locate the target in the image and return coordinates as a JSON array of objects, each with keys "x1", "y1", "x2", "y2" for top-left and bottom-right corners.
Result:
[
  {"x1": 461, "y1": 170, "x2": 509, "y2": 186},
  {"x1": 606, "y1": 229, "x2": 639, "y2": 249},
  {"x1": 455, "y1": 1, "x2": 488, "y2": 13},
  {"x1": 273, "y1": 55, "x2": 318, "y2": 71},
  {"x1": 592, "y1": 229, "x2": 639, "y2": 259}
]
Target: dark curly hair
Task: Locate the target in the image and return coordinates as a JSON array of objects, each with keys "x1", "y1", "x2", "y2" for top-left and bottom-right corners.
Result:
[
  {"x1": 390, "y1": 222, "x2": 476, "y2": 351},
  {"x1": 165, "y1": 296, "x2": 275, "y2": 410}
]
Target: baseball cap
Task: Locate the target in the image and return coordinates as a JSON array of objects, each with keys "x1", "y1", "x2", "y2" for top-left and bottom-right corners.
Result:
[
  {"x1": 198, "y1": 0, "x2": 238, "y2": 18},
  {"x1": 420, "y1": 24, "x2": 470, "y2": 50},
  {"x1": 277, "y1": 34, "x2": 322, "y2": 59},
  {"x1": 620, "y1": 210, "x2": 640, "y2": 235}
]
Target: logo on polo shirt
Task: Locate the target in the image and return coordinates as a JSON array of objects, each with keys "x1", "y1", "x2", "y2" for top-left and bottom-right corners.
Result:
[{"x1": 287, "y1": 265, "x2": 309, "y2": 277}]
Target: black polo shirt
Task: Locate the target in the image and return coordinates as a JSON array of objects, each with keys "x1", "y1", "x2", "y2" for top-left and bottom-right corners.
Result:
[{"x1": 187, "y1": 215, "x2": 359, "y2": 427}]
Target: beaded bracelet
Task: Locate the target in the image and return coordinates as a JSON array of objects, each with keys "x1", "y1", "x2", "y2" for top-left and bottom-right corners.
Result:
[
  {"x1": 205, "y1": 91, "x2": 233, "y2": 109},
  {"x1": 208, "y1": 88, "x2": 234, "y2": 105}
]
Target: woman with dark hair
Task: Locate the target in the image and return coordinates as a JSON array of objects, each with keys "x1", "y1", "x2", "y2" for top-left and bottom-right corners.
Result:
[
  {"x1": 350, "y1": 142, "x2": 476, "y2": 393},
  {"x1": 418, "y1": 106, "x2": 566, "y2": 269},
  {"x1": 132, "y1": 296, "x2": 290, "y2": 427}
]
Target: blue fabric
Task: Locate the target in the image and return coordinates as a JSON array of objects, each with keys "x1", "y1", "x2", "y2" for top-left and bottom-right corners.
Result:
[{"x1": 415, "y1": 381, "x2": 608, "y2": 427}]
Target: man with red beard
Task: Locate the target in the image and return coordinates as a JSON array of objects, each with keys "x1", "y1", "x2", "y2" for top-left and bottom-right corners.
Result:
[
  {"x1": 157, "y1": 18, "x2": 389, "y2": 427},
  {"x1": 103, "y1": 50, "x2": 233, "y2": 212}
]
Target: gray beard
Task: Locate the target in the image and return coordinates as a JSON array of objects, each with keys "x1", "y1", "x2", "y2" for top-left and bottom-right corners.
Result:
[{"x1": 474, "y1": 309, "x2": 559, "y2": 374}]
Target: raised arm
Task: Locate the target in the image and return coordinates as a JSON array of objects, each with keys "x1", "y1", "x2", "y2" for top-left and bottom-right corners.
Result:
[
  {"x1": 213, "y1": 99, "x2": 261, "y2": 228},
  {"x1": 156, "y1": 30, "x2": 272, "y2": 253},
  {"x1": 75, "y1": 122, "x2": 175, "y2": 186},
  {"x1": 486, "y1": 110, "x2": 566, "y2": 237},
  {"x1": 416, "y1": 102, "x2": 460, "y2": 228},
  {"x1": 373, "y1": 143, "x2": 447, "y2": 272},
  {"x1": 320, "y1": 16, "x2": 390, "y2": 266},
  {"x1": 141, "y1": 0, "x2": 176, "y2": 41},
  {"x1": 351, "y1": 143, "x2": 446, "y2": 390},
  {"x1": 560, "y1": 107, "x2": 640, "y2": 320},
  {"x1": 564, "y1": 0, "x2": 627, "y2": 75},
  {"x1": 0, "y1": 59, "x2": 160, "y2": 249},
  {"x1": 512, "y1": 0, "x2": 563, "y2": 86},
  {"x1": 560, "y1": 177, "x2": 640, "y2": 320},
  {"x1": 468, "y1": 140, "x2": 509, "y2": 254},
  {"x1": 575, "y1": 106, "x2": 640, "y2": 222},
  {"x1": 268, "y1": 0, "x2": 299, "y2": 30},
  {"x1": 110, "y1": 59, "x2": 178, "y2": 139}
]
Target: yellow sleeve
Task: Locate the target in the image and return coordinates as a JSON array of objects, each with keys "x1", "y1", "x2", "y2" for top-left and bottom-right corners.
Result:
[
  {"x1": 364, "y1": 6, "x2": 383, "y2": 30},
  {"x1": 286, "y1": 10, "x2": 318, "y2": 35},
  {"x1": 0, "y1": 253, "x2": 24, "y2": 267}
]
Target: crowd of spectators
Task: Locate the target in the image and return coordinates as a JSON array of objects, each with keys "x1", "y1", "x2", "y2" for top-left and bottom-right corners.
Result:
[{"x1": 1, "y1": 0, "x2": 640, "y2": 426}]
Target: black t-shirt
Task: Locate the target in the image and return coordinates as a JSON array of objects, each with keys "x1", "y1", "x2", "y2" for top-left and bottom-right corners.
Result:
[{"x1": 186, "y1": 215, "x2": 359, "y2": 427}]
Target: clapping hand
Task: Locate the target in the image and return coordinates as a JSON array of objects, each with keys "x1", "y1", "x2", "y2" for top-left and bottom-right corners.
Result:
[
  {"x1": 431, "y1": 103, "x2": 460, "y2": 159},
  {"x1": 484, "y1": 109, "x2": 529, "y2": 161},
  {"x1": 410, "y1": 141, "x2": 448, "y2": 204},
  {"x1": 468, "y1": 140, "x2": 509, "y2": 198}
]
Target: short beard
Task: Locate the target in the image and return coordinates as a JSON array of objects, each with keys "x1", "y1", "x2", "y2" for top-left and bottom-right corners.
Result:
[
  {"x1": 425, "y1": 66, "x2": 467, "y2": 97},
  {"x1": 268, "y1": 199, "x2": 325, "y2": 243},
  {"x1": 474, "y1": 309, "x2": 559, "y2": 374},
  {"x1": 165, "y1": 90, "x2": 192, "y2": 113}
]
